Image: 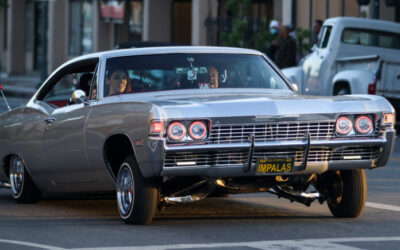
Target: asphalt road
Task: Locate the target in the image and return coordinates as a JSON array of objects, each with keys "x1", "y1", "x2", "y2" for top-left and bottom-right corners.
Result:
[{"x1": 0, "y1": 96, "x2": 399, "y2": 249}]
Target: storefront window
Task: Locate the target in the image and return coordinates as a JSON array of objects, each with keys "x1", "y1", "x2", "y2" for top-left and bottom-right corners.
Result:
[
  {"x1": 129, "y1": 1, "x2": 142, "y2": 36},
  {"x1": 69, "y1": 0, "x2": 93, "y2": 55}
]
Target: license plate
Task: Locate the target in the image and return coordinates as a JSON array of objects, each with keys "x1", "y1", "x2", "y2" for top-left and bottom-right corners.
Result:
[{"x1": 257, "y1": 157, "x2": 294, "y2": 174}]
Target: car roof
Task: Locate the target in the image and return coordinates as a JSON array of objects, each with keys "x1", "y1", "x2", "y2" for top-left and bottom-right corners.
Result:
[
  {"x1": 323, "y1": 17, "x2": 400, "y2": 33},
  {"x1": 66, "y1": 46, "x2": 264, "y2": 65}
]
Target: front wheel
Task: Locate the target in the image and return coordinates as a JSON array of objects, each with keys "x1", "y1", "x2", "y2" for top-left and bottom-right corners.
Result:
[
  {"x1": 326, "y1": 169, "x2": 367, "y2": 218},
  {"x1": 116, "y1": 155, "x2": 159, "y2": 224}
]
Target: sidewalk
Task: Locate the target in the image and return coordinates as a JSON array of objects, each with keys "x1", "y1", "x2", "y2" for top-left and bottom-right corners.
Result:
[{"x1": 0, "y1": 72, "x2": 40, "y2": 98}]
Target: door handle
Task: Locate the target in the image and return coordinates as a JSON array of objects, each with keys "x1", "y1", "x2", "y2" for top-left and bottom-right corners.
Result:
[{"x1": 44, "y1": 118, "x2": 56, "y2": 125}]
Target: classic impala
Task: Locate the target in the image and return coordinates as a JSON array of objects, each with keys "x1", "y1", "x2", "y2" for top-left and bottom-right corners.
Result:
[{"x1": 0, "y1": 47, "x2": 396, "y2": 224}]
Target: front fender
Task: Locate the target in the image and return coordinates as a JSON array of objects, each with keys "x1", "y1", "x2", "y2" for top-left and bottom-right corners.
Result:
[{"x1": 332, "y1": 70, "x2": 375, "y2": 94}]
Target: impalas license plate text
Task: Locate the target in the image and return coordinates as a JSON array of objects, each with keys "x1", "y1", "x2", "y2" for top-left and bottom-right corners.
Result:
[{"x1": 257, "y1": 157, "x2": 293, "y2": 173}]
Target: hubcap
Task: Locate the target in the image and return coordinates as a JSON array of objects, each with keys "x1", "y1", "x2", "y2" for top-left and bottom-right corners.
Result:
[
  {"x1": 116, "y1": 164, "x2": 135, "y2": 216},
  {"x1": 9, "y1": 156, "x2": 24, "y2": 196}
]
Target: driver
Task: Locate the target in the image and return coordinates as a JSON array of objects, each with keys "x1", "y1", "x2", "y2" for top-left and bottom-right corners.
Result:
[{"x1": 208, "y1": 66, "x2": 219, "y2": 88}]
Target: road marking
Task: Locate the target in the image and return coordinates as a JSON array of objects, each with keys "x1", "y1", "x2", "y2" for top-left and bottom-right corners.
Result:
[
  {"x1": 366, "y1": 202, "x2": 400, "y2": 212},
  {"x1": 74, "y1": 237, "x2": 400, "y2": 250},
  {"x1": 2, "y1": 237, "x2": 400, "y2": 250},
  {"x1": 0, "y1": 239, "x2": 64, "y2": 250}
]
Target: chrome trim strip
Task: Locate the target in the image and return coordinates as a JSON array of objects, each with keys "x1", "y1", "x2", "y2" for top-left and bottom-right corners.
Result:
[{"x1": 164, "y1": 138, "x2": 386, "y2": 152}]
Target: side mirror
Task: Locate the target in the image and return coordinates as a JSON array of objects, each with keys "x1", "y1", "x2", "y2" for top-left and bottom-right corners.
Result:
[
  {"x1": 70, "y1": 89, "x2": 87, "y2": 104},
  {"x1": 311, "y1": 44, "x2": 318, "y2": 52},
  {"x1": 291, "y1": 83, "x2": 299, "y2": 93}
]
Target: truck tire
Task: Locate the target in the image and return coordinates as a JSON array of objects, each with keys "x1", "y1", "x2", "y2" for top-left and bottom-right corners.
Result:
[
  {"x1": 116, "y1": 155, "x2": 159, "y2": 224},
  {"x1": 9, "y1": 155, "x2": 41, "y2": 203},
  {"x1": 327, "y1": 169, "x2": 367, "y2": 218},
  {"x1": 335, "y1": 88, "x2": 350, "y2": 95}
]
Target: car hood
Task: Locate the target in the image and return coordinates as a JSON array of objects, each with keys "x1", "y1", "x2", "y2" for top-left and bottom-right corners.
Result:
[{"x1": 120, "y1": 90, "x2": 394, "y2": 119}]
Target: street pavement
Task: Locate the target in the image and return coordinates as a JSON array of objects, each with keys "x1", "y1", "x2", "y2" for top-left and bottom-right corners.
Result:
[{"x1": 0, "y1": 138, "x2": 399, "y2": 249}]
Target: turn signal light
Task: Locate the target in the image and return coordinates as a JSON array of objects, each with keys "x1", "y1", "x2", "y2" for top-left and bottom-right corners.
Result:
[
  {"x1": 383, "y1": 113, "x2": 395, "y2": 126},
  {"x1": 149, "y1": 121, "x2": 165, "y2": 136}
]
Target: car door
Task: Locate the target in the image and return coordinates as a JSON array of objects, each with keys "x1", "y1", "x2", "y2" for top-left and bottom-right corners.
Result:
[
  {"x1": 302, "y1": 25, "x2": 333, "y2": 95},
  {"x1": 35, "y1": 59, "x2": 99, "y2": 192}
]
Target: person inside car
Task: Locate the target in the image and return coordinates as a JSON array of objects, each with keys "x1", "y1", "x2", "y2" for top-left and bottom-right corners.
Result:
[
  {"x1": 208, "y1": 66, "x2": 219, "y2": 88},
  {"x1": 105, "y1": 68, "x2": 132, "y2": 96}
]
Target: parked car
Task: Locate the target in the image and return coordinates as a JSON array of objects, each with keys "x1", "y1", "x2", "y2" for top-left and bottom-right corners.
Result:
[
  {"x1": 0, "y1": 47, "x2": 396, "y2": 224},
  {"x1": 283, "y1": 17, "x2": 400, "y2": 118},
  {"x1": 114, "y1": 41, "x2": 179, "y2": 49}
]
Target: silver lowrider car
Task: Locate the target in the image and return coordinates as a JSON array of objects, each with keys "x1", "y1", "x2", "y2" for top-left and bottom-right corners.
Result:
[{"x1": 0, "y1": 47, "x2": 396, "y2": 224}]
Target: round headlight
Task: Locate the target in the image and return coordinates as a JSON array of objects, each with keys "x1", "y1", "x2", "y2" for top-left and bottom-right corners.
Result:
[
  {"x1": 188, "y1": 121, "x2": 207, "y2": 140},
  {"x1": 168, "y1": 122, "x2": 186, "y2": 141},
  {"x1": 336, "y1": 116, "x2": 352, "y2": 135},
  {"x1": 355, "y1": 115, "x2": 373, "y2": 134}
]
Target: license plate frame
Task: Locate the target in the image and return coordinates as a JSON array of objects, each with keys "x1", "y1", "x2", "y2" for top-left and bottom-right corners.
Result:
[{"x1": 256, "y1": 157, "x2": 294, "y2": 174}]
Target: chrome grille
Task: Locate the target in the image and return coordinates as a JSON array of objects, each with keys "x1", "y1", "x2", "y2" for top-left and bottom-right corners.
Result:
[
  {"x1": 163, "y1": 146, "x2": 381, "y2": 168},
  {"x1": 208, "y1": 121, "x2": 335, "y2": 144}
]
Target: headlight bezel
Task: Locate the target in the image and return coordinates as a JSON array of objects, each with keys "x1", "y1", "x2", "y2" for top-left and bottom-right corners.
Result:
[
  {"x1": 335, "y1": 114, "x2": 378, "y2": 137},
  {"x1": 166, "y1": 119, "x2": 210, "y2": 142},
  {"x1": 336, "y1": 116, "x2": 353, "y2": 136},
  {"x1": 354, "y1": 115, "x2": 373, "y2": 134},
  {"x1": 167, "y1": 121, "x2": 187, "y2": 141}
]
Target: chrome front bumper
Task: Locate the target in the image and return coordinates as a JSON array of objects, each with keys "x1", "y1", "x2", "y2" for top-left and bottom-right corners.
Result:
[{"x1": 158, "y1": 129, "x2": 395, "y2": 177}]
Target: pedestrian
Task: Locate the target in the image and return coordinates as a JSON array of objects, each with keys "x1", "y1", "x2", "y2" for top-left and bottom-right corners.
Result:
[
  {"x1": 266, "y1": 20, "x2": 279, "y2": 61},
  {"x1": 312, "y1": 19, "x2": 323, "y2": 46},
  {"x1": 274, "y1": 25, "x2": 297, "y2": 69}
]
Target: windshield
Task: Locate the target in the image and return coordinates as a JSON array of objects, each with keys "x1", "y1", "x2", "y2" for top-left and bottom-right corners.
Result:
[{"x1": 103, "y1": 53, "x2": 289, "y2": 96}]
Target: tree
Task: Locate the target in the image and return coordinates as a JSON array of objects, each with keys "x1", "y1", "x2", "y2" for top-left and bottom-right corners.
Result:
[
  {"x1": 221, "y1": 0, "x2": 311, "y2": 57},
  {"x1": 0, "y1": 0, "x2": 8, "y2": 8}
]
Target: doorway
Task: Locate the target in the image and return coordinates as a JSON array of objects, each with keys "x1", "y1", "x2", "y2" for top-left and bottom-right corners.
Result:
[{"x1": 172, "y1": 0, "x2": 192, "y2": 45}]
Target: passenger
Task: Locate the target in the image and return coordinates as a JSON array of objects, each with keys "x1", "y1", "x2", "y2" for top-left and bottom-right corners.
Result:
[
  {"x1": 208, "y1": 66, "x2": 219, "y2": 88},
  {"x1": 105, "y1": 69, "x2": 132, "y2": 96}
]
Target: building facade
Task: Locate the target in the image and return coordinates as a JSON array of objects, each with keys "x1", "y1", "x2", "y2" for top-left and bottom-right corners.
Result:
[{"x1": 0, "y1": 0, "x2": 399, "y2": 77}]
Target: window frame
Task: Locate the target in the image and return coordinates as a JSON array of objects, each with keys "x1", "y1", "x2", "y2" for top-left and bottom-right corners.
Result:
[{"x1": 36, "y1": 58, "x2": 99, "y2": 106}]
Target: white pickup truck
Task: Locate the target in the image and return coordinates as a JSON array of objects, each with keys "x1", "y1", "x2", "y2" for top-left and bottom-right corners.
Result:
[{"x1": 283, "y1": 17, "x2": 400, "y2": 118}]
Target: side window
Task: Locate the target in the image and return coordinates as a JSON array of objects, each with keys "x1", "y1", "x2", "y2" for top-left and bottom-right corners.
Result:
[
  {"x1": 43, "y1": 73, "x2": 77, "y2": 108},
  {"x1": 319, "y1": 25, "x2": 332, "y2": 49},
  {"x1": 38, "y1": 59, "x2": 99, "y2": 108}
]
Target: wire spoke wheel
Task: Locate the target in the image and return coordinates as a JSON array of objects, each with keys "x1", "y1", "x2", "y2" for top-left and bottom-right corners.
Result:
[
  {"x1": 116, "y1": 164, "x2": 135, "y2": 217},
  {"x1": 10, "y1": 156, "x2": 25, "y2": 197},
  {"x1": 115, "y1": 155, "x2": 159, "y2": 224},
  {"x1": 8, "y1": 155, "x2": 41, "y2": 203}
]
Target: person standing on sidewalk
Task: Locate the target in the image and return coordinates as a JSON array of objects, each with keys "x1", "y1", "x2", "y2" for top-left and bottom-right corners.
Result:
[{"x1": 274, "y1": 25, "x2": 297, "y2": 69}]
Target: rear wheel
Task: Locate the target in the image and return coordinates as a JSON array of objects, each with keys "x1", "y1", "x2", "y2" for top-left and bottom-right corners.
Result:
[
  {"x1": 9, "y1": 155, "x2": 41, "y2": 203},
  {"x1": 327, "y1": 169, "x2": 366, "y2": 218},
  {"x1": 116, "y1": 155, "x2": 158, "y2": 224}
]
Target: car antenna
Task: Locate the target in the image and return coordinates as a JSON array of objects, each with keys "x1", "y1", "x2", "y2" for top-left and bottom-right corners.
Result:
[{"x1": 0, "y1": 85, "x2": 11, "y2": 111}]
